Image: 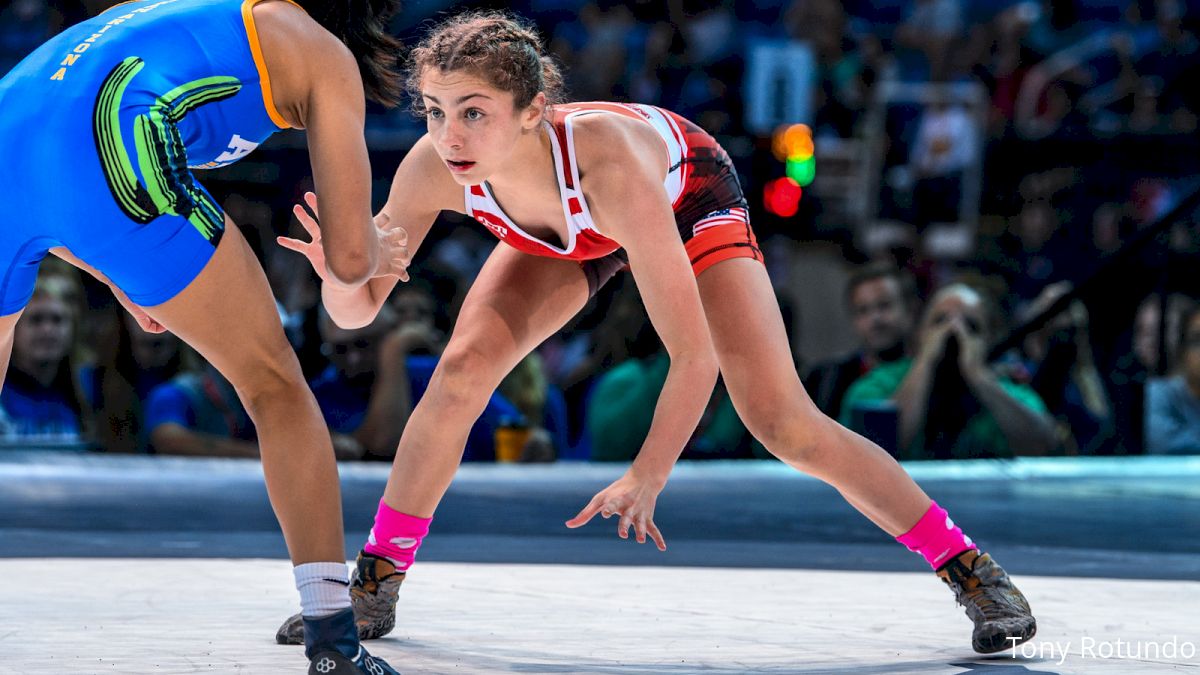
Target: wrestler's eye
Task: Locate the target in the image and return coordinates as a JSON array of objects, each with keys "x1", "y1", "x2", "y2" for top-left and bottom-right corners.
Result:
[
  {"x1": 426, "y1": 107, "x2": 444, "y2": 120},
  {"x1": 465, "y1": 108, "x2": 485, "y2": 121}
]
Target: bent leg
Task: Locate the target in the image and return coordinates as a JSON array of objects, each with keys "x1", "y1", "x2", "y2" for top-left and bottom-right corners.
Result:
[
  {"x1": 697, "y1": 258, "x2": 930, "y2": 535},
  {"x1": 382, "y1": 245, "x2": 591, "y2": 515},
  {"x1": 140, "y1": 219, "x2": 345, "y2": 563}
]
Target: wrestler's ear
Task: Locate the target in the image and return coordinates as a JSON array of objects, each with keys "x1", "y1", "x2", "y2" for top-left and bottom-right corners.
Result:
[{"x1": 523, "y1": 91, "x2": 547, "y2": 130}]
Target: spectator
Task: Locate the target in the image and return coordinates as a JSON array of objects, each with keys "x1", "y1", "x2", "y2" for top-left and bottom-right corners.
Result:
[
  {"x1": 388, "y1": 280, "x2": 442, "y2": 345},
  {"x1": 983, "y1": 199, "x2": 1077, "y2": 305},
  {"x1": 804, "y1": 263, "x2": 919, "y2": 419},
  {"x1": 909, "y1": 92, "x2": 980, "y2": 227},
  {"x1": 1145, "y1": 305, "x2": 1200, "y2": 454},
  {"x1": 553, "y1": 0, "x2": 635, "y2": 101},
  {"x1": 309, "y1": 298, "x2": 518, "y2": 462},
  {"x1": 0, "y1": 270, "x2": 88, "y2": 446},
  {"x1": 895, "y1": 0, "x2": 965, "y2": 80},
  {"x1": 586, "y1": 289, "x2": 756, "y2": 461},
  {"x1": 310, "y1": 302, "x2": 431, "y2": 461},
  {"x1": 587, "y1": 349, "x2": 758, "y2": 462},
  {"x1": 1109, "y1": 292, "x2": 1196, "y2": 453},
  {"x1": 498, "y1": 352, "x2": 570, "y2": 461},
  {"x1": 627, "y1": 22, "x2": 689, "y2": 108},
  {"x1": 1016, "y1": 282, "x2": 1114, "y2": 454},
  {"x1": 841, "y1": 283, "x2": 1057, "y2": 459},
  {"x1": 87, "y1": 308, "x2": 190, "y2": 453},
  {"x1": 551, "y1": 275, "x2": 650, "y2": 395},
  {"x1": 144, "y1": 362, "x2": 258, "y2": 458},
  {"x1": 264, "y1": 243, "x2": 324, "y2": 379},
  {"x1": 1132, "y1": 292, "x2": 1194, "y2": 374}
]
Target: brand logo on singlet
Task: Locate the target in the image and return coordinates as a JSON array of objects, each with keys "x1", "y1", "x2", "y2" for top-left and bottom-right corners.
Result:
[
  {"x1": 190, "y1": 134, "x2": 260, "y2": 169},
  {"x1": 214, "y1": 134, "x2": 259, "y2": 163},
  {"x1": 474, "y1": 211, "x2": 508, "y2": 238}
]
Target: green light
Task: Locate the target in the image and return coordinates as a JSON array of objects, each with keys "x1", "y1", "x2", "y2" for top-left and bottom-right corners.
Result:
[{"x1": 786, "y1": 156, "x2": 816, "y2": 186}]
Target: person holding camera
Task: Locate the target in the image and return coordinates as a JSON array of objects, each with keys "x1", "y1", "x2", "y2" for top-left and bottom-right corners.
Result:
[
  {"x1": 1017, "y1": 282, "x2": 1113, "y2": 455},
  {"x1": 841, "y1": 283, "x2": 1057, "y2": 459}
]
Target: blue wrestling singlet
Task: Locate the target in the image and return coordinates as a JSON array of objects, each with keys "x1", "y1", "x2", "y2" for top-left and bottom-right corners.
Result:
[{"x1": 0, "y1": 0, "x2": 298, "y2": 313}]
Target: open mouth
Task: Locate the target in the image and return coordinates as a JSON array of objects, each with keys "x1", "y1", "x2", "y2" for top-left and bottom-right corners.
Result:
[{"x1": 446, "y1": 159, "x2": 476, "y2": 173}]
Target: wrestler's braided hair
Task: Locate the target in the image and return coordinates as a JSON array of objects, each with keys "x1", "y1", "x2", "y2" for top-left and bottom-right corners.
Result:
[{"x1": 406, "y1": 10, "x2": 565, "y2": 114}]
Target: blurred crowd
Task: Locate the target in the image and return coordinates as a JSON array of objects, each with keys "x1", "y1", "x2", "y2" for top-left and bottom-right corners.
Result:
[{"x1": 2, "y1": 0, "x2": 1198, "y2": 460}]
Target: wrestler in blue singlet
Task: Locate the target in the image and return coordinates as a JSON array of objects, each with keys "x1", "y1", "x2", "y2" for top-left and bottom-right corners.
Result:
[{"x1": 0, "y1": 0, "x2": 294, "y2": 314}]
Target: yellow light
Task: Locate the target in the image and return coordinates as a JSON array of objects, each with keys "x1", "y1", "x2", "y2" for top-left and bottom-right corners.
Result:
[
  {"x1": 771, "y1": 125, "x2": 791, "y2": 162},
  {"x1": 784, "y1": 124, "x2": 814, "y2": 160}
]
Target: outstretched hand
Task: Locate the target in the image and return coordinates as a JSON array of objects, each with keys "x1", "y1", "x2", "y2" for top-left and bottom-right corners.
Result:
[
  {"x1": 565, "y1": 471, "x2": 667, "y2": 551},
  {"x1": 277, "y1": 192, "x2": 410, "y2": 283},
  {"x1": 277, "y1": 192, "x2": 330, "y2": 281}
]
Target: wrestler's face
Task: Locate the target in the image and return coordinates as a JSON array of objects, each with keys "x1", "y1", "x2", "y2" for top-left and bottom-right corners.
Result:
[{"x1": 421, "y1": 68, "x2": 544, "y2": 185}]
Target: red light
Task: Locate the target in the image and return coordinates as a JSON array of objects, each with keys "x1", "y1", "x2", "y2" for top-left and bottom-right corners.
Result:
[{"x1": 764, "y1": 177, "x2": 802, "y2": 217}]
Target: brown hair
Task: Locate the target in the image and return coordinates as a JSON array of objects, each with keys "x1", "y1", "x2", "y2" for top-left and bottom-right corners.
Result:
[
  {"x1": 406, "y1": 10, "x2": 565, "y2": 114},
  {"x1": 844, "y1": 262, "x2": 918, "y2": 309},
  {"x1": 298, "y1": 0, "x2": 405, "y2": 106}
]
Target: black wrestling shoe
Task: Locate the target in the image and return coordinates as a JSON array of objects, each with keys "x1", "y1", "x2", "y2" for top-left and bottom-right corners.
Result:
[{"x1": 303, "y1": 608, "x2": 400, "y2": 674}]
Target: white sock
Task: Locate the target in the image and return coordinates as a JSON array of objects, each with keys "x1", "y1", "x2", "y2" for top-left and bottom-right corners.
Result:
[{"x1": 293, "y1": 562, "x2": 352, "y2": 618}]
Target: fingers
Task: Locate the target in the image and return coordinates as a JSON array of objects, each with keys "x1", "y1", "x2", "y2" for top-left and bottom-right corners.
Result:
[
  {"x1": 565, "y1": 496, "x2": 604, "y2": 528},
  {"x1": 376, "y1": 211, "x2": 406, "y2": 238},
  {"x1": 291, "y1": 203, "x2": 320, "y2": 239},
  {"x1": 568, "y1": 498, "x2": 665, "y2": 550},
  {"x1": 633, "y1": 517, "x2": 647, "y2": 545},
  {"x1": 383, "y1": 226, "x2": 407, "y2": 245},
  {"x1": 276, "y1": 236, "x2": 307, "y2": 254},
  {"x1": 379, "y1": 223, "x2": 411, "y2": 281},
  {"x1": 139, "y1": 315, "x2": 166, "y2": 334},
  {"x1": 628, "y1": 515, "x2": 665, "y2": 549},
  {"x1": 382, "y1": 226, "x2": 410, "y2": 261},
  {"x1": 647, "y1": 521, "x2": 667, "y2": 551},
  {"x1": 381, "y1": 228, "x2": 415, "y2": 265},
  {"x1": 304, "y1": 191, "x2": 319, "y2": 218}
]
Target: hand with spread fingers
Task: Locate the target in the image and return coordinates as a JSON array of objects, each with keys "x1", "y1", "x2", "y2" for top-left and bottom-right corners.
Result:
[
  {"x1": 565, "y1": 470, "x2": 668, "y2": 551},
  {"x1": 278, "y1": 191, "x2": 411, "y2": 283}
]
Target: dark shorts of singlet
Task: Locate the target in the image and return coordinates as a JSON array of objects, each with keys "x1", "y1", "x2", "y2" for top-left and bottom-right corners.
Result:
[{"x1": 579, "y1": 131, "x2": 762, "y2": 297}]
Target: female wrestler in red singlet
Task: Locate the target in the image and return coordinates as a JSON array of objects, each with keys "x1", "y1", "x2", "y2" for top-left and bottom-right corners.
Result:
[{"x1": 278, "y1": 10, "x2": 1036, "y2": 655}]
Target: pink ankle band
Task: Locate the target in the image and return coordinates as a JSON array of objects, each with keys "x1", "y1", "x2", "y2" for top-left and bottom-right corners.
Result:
[
  {"x1": 896, "y1": 501, "x2": 976, "y2": 570},
  {"x1": 363, "y1": 499, "x2": 431, "y2": 572}
]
